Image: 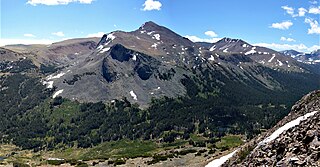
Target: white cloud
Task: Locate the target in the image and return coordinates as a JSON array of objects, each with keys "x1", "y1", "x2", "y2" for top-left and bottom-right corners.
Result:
[
  {"x1": 309, "y1": 6, "x2": 320, "y2": 14},
  {"x1": 282, "y1": 6, "x2": 295, "y2": 16},
  {"x1": 27, "y1": 0, "x2": 94, "y2": 6},
  {"x1": 0, "y1": 38, "x2": 55, "y2": 46},
  {"x1": 305, "y1": 18, "x2": 320, "y2": 34},
  {"x1": 270, "y1": 21, "x2": 293, "y2": 30},
  {"x1": 24, "y1": 34, "x2": 36, "y2": 38},
  {"x1": 310, "y1": 0, "x2": 318, "y2": 5},
  {"x1": 52, "y1": 31, "x2": 65, "y2": 37},
  {"x1": 184, "y1": 35, "x2": 221, "y2": 43},
  {"x1": 142, "y1": 0, "x2": 162, "y2": 11},
  {"x1": 280, "y1": 37, "x2": 296, "y2": 42},
  {"x1": 298, "y1": 8, "x2": 307, "y2": 17},
  {"x1": 254, "y1": 42, "x2": 319, "y2": 52},
  {"x1": 86, "y1": 32, "x2": 105, "y2": 37},
  {"x1": 204, "y1": 31, "x2": 218, "y2": 37}
]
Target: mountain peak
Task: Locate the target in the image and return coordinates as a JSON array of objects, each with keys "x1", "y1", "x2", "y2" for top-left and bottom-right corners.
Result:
[{"x1": 139, "y1": 21, "x2": 162, "y2": 30}]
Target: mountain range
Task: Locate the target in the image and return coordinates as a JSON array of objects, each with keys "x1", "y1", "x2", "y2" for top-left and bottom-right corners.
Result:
[
  {"x1": 2, "y1": 21, "x2": 318, "y2": 107},
  {"x1": 0, "y1": 21, "x2": 319, "y2": 166}
]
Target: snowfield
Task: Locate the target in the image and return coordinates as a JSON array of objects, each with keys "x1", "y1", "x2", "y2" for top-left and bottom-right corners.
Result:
[
  {"x1": 259, "y1": 111, "x2": 318, "y2": 145},
  {"x1": 53, "y1": 89, "x2": 64, "y2": 98},
  {"x1": 205, "y1": 150, "x2": 238, "y2": 167}
]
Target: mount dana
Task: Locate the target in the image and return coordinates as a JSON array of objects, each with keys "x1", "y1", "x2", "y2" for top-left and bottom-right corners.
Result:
[{"x1": 16, "y1": 21, "x2": 317, "y2": 107}]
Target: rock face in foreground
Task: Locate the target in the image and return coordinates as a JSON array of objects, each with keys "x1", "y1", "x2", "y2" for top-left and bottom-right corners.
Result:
[{"x1": 223, "y1": 90, "x2": 320, "y2": 166}]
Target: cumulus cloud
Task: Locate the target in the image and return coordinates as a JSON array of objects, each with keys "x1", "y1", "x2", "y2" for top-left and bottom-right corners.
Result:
[
  {"x1": 310, "y1": 0, "x2": 318, "y2": 5},
  {"x1": 24, "y1": 34, "x2": 36, "y2": 38},
  {"x1": 254, "y1": 43, "x2": 319, "y2": 52},
  {"x1": 185, "y1": 30, "x2": 220, "y2": 43},
  {"x1": 281, "y1": 6, "x2": 307, "y2": 17},
  {"x1": 309, "y1": 6, "x2": 320, "y2": 14},
  {"x1": 27, "y1": 0, "x2": 94, "y2": 6},
  {"x1": 270, "y1": 21, "x2": 293, "y2": 30},
  {"x1": 298, "y1": 8, "x2": 307, "y2": 17},
  {"x1": 280, "y1": 37, "x2": 295, "y2": 42},
  {"x1": 282, "y1": 6, "x2": 295, "y2": 16},
  {"x1": 204, "y1": 31, "x2": 218, "y2": 37},
  {"x1": 52, "y1": 31, "x2": 65, "y2": 37},
  {"x1": 142, "y1": 0, "x2": 162, "y2": 11},
  {"x1": 305, "y1": 18, "x2": 320, "y2": 34},
  {"x1": 184, "y1": 35, "x2": 221, "y2": 43},
  {"x1": 86, "y1": 32, "x2": 105, "y2": 37}
]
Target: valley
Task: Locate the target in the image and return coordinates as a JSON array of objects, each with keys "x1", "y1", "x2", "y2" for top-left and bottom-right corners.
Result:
[{"x1": 0, "y1": 21, "x2": 319, "y2": 167}]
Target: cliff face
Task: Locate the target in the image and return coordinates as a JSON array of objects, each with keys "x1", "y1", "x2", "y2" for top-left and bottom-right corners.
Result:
[{"x1": 223, "y1": 90, "x2": 320, "y2": 166}]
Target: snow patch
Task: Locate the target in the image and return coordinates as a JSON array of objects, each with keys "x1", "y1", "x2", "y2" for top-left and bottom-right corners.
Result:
[
  {"x1": 208, "y1": 55, "x2": 215, "y2": 61},
  {"x1": 205, "y1": 150, "x2": 238, "y2": 167},
  {"x1": 47, "y1": 72, "x2": 66, "y2": 80},
  {"x1": 209, "y1": 45, "x2": 216, "y2": 51},
  {"x1": 223, "y1": 48, "x2": 228, "y2": 53},
  {"x1": 153, "y1": 34, "x2": 160, "y2": 40},
  {"x1": 130, "y1": 91, "x2": 138, "y2": 100},
  {"x1": 100, "y1": 47, "x2": 110, "y2": 54},
  {"x1": 268, "y1": 55, "x2": 276, "y2": 63},
  {"x1": 277, "y1": 60, "x2": 283, "y2": 66},
  {"x1": 147, "y1": 31, "x2": 155, "y2": 35},
  {"x1": 245, "y1": 47, "x2": 256, "y2": 55},
  {"x1": 151, "y1": 43, "x2": 158, "y2": 49},
  {"x1": 132, "y1": 55, "x2": 137, "y2": 61},
  {"x1": 259, "y1": 111, "x2": 318, "y2": 145},
  {"x1": 242, "y1": 44, "x2": 247, "y2": 47},
  {"x1": 42, "y1": 80, "x2": 54, "y2": 89},
  {"x1": 97, "y1": 45, "x2": 103, "y2": 51},
  {"x1": 106, "y1": 33, "x2": 116, "y2": 41},
  {"x1": 53, "y1": 89, "x2": 64, "y2": 99}
]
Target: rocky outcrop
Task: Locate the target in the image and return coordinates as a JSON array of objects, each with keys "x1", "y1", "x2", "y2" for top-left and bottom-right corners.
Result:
[{"x1": 223, "y1": 90, "x2": 320, "y2": 166}]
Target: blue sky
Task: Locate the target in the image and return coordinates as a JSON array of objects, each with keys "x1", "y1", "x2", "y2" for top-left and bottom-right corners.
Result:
[{"x1": 1, "y1": 0, "x2": 319, "y2": 52}]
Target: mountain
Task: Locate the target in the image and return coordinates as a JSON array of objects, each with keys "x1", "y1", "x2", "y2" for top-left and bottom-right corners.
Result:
[
  {"x1": 282, "y1": 49, "x2": 320, "y2": 64},
  {"x1": 39, "y1": 21, "x2": 318, "y2": 107},
  {"x1": 219, "y1": 90, "x2": 320, "y2": 166},
  {"x1": 210, "y1": 38, "x2": 303, "y2": 71}
]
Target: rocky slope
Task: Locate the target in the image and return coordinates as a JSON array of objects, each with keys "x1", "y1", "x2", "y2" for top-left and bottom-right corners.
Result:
[{"x1": 221, "y1": 90, "x2": 320, "y2": 166}]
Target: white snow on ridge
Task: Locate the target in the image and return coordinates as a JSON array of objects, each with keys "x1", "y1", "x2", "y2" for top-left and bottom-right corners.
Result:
[
  {"x1": 53, "y1": 89, "x2": 64, "y2": 98},
  {"x1": 223, "y1": 48, "x2": 228, "y2": 53},
  {"x1": 205, "y1": 150, "x2": 238, "y2": 167},
  {"x1": 100, "y1": 47, "x2": 110, "y2": 54},
  {"x1": 268, "y1": 55, "x2": 276, "y2": 63},
  {"x1": 42, "y1": 80, "x2": 54, "y2": 89},
  {"x1": 97, "y1": 45, "x2": 103, "y2": 51},
  {"x1": 209, "y1": 45, "x2": 216, "y2": 51},
  {"x1": 153, "y1": 34, "x2": 161, "y2": 40},
  {"x1": 259, "y1": 111, "x2": 318, "y2": 145},
  {"x1": 130, "y1": 91, "x2": 138, "y2": 100},
  {"x1": 277, "y1": 59, "x2": 283, "y2": 66},
  {"x1": 47, "y1": 72, "x2": 66, "y2": 80},
  {"x1": 208, "y1": 55, "x2": 215, "y2": 61},
  {"x1": 151, "y1": 43, "x2": 158, "y2": 49},
  {"x1": 106, "y1": 33, "x2": 116, "y2": 41},
  {"x1": 132, "y1": 55, "x2": 137, "y2": 61},
  {"x1": 245, "y1": 47, "x2": 256, "y2": 55}
]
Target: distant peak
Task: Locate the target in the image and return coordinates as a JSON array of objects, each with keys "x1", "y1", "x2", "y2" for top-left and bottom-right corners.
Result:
[{"x1": 217, "y1": 37, "x2": 248, "y2": 45}]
